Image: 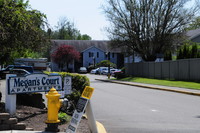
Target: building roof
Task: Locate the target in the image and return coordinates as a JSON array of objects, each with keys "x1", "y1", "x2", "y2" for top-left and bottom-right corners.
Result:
[
  {"x1": 186, "y1": 28, "x2": 200, "y2": 40},
  {"x1": 51, "y1": 40, "x2": 122, "y2": 53}
]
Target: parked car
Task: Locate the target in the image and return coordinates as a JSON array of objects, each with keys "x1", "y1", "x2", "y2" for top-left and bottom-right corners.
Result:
[
  {"x1": 111, "y1": 69, "x2": 123, "y2": 77},
  {"x1": 1, "y1": 65, "x2": 34, "y2": 73},
  {"x1": 79, "y1": 67, "x2": 87, "y2": 73},
  {"x1": 0, "y1": 65, "x2": 33, "y2": 79},
  {"x1": 90, "y1": 68, "x2": 99, "y2": 74},
  {"x1": 97, "y1": 67, "x2": 114, "y2": 75},
  {"x1": 0, "y1": 69, "x2": 30, "y2": 79},
  {"x1": 102, "y1": 69, "x2": 120, "y2": 75}
]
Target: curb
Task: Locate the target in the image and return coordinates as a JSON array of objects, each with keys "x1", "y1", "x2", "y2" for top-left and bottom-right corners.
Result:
[
  {"x1": 96, "y1": 121, "x2": 107, "y2": 133},
  {"x1": 95, "y1": 79, "x2": 200, "y2": 97},
  {"x1": 83, "y1": 114, "x2": 107, "y2": 133}
]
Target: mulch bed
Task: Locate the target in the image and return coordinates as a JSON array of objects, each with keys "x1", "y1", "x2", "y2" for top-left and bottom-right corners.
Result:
[{"x1": 0, "y1": 103, "x2": 91, "y2": 133}]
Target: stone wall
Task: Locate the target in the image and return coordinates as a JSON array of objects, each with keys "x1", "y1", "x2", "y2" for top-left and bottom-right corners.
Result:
[{"x1": 0, "y1": 113, "x2": 27, "y2": 131}]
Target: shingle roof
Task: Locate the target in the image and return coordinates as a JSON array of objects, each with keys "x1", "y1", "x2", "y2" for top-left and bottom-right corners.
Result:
[
  {"x1": 51, "y1": 40, "x2": 122, "y2": 53},
  {"x1": 186, "y1": 28, "x2": 200, "y2": 40}
]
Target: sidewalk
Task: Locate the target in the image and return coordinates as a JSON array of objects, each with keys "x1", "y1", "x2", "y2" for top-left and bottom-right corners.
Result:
[
  {"x1": 0, "y1": 131, "x2": 67, "y2": 133},
  {"x1": 95, "y1": 78, "x2": 200, "y2": 96},
  {"x1": 0, "y1": 131, "x2": 63, "y2": 133}
]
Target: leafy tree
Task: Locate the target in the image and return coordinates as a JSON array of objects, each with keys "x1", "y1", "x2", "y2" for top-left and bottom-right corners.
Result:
[
  {"x1": 96, "y1": 60, "x2": 116, "y2": 68},
  {"x1": 81, "y1": 34, "x2": 92, "y2": 40},
  {"x1": 182, "y1": 44, "x2": 190, "y2": 59},
  {"x1": 51, "y1": 45, "x2": 80, "y2": 71},
  {"x1": 177, "y1": 41, "x2": 200, "y2": 59},
  {"x1": 177, "y1": 48, "x2": 183, "y2": 60},
  {"x1": 0, "y1": 0, "x2": 49, "y2": 65},
  {"x1": 103, "y1": 0, "x2": 200, "y2": 61},
  {"x1": 186, "y1": 16, "x2": 200, "y2": 30},
  {"x1": 164, "y1": 51, "x2": 172, "y2": 61},
  {"x1": 51, "y1": 17, "x2": 92, "y2": 40}
]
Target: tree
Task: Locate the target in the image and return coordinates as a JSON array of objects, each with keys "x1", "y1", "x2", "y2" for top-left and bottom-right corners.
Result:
[
  {"x1": 164, "y1": 51, "x2": 172, "y2": 61},
  {"x1": 103, "y1": 0, "x2": 200, "y2": 61},
  {"x1": 177, "y1": 41, "x2": 200, "y2": 59},
  {"x1": 96, "y1": 60, "x2": 116, "y2": 68},
  {"x1": 51, "y1": 45, "x2": 80, "y2": 71},
  {"x1": 0, "y1": 0, "x2": 49, "y2": 64},
  {"x1": 186, "y1": 16, "x2": 200, "y2": 30},
  {"x1": 51, "y1": 17, "x2": 92, "y2": 40}
]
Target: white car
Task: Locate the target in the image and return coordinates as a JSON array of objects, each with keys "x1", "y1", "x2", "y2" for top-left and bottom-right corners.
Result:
[
  {"x1": 98, "y1": 67, "x2": 114, "y2": 75},
  {"x1": 102, "y1": 69, "x2": 120, "y2": 75},
  {"x1": 79, "y1": 67, "x2": 87, "y2": 73},
  {"x1": 90, "y1": 68, "x2": 99, "y2": 74}
]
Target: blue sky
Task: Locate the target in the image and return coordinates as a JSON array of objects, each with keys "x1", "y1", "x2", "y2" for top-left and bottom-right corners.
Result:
[
  {"x1": 28, "y1": 0, "x2": 109, "y2": 40},
  {"x1": 28, "y1": 0, "x2": 196, "y2": 40}
]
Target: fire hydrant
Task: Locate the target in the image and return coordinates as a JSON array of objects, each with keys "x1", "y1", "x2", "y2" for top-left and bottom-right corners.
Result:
[{"x1": 45, "y1": 87, "x2": 62, "y2": 132}]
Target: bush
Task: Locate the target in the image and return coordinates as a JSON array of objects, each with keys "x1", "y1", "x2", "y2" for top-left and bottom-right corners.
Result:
[
  {"x1": 58, "y1": 112, "x2": 71, "y2": 124},
  {"x1": 45, "y1": 72, "x2": 90, "y2": 93},
  {"x1": 45, "y1": 72, "x2": 90, "y2": 115},
  {"x1": 114, "y1": 71, "x2": 126, "y2": 79},
  {"x1": 87, "y1": 65, "x2": 95, "y2": 72}
]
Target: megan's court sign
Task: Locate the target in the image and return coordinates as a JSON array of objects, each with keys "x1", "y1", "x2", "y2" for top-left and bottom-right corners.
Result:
[{"x1": 8, "y1": 74, "x2": 62, "y2": 94}]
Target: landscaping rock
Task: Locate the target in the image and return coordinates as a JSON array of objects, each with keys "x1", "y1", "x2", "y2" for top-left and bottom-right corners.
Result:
[
  {"x1": 0, "y1": 124, "x2": 10, "y2": 130},
  {"x1": 0, "y1": 113, "x2": 10, "y2": 120},
  {"x1": 13, "y1": 123, "x2": 26, "y2": 130},
  {"x1": 3, "y1": 118, "x2": 18, "y2": 124}
]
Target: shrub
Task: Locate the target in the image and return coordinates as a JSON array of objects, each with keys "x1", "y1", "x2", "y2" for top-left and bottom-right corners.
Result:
[
  {"x1": 87, "y1": 65, "x2": 95, "y2": 72},
  {"x1": 45, "y1": 72, "x2": 90, "y2": 93},
  {"x1": 114, "y1": 71, "x2": 126, "y2": 79},
  {"x1": 96, "y1": 60, "x2": 116, "y2": 68},
  {"x1": 58, "y1": 112, "x2": 71, "y2": 124},
  {"x1": 45, "y1": 71, "x2": 90, "y2": 115}
]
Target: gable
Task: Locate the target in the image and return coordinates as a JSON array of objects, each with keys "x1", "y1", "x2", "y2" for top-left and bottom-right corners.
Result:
[{"x1": 82, "y1": 46, "x2": 105, "y2": 53}]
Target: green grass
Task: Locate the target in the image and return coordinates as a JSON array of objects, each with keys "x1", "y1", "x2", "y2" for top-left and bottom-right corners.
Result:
[{"x1": 117, "y1": 77, "x2": 200, "y2": 90}]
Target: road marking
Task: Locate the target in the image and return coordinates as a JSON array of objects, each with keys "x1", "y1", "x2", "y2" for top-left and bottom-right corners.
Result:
[{"x1": 151, "y1": 109, "x2": 158, "y2": 112}]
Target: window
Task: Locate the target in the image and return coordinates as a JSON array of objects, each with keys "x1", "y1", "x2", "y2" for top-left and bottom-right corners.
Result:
[
  {"x1": 112, "y1": 53, "x2": 114, "y2": 58},
  {"x1": 89, "y1": 52, "x2": 94, "y2": 57},
  {"x1": 97, "y1": 52, "x2": 99, "y2": 58}
]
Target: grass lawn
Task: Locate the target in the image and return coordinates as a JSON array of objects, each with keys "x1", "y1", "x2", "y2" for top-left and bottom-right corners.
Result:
[{"x1": 117, "y1": 77, "x2": 200, "y2": 90}]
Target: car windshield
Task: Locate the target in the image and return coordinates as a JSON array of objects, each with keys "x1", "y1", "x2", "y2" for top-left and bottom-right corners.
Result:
[{"x1": 80, "y1": 67, "x2": 86, "y2": 70}]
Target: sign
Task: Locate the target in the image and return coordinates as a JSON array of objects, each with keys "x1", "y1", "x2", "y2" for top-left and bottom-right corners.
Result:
[
  {"x1": 59, "y1": 76, "x2": 72, "y2": 98},
  {"x1": 8, "y1": 74, "x2": 62, "y2": 94},
  {"x1": 81, "y1": 86, "x2": 94, "y2": 99},
  {"x1": 66, "y1": 86, "x2": 94, "y2": 133}
]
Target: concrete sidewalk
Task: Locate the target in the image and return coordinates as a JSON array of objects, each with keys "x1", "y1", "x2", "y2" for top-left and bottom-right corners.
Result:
[
  {"x1": 0, "y1": 121, "x2": 107, "y2": 133},
  {"x1": 0, "y1": 131, "x2": 65, "y2": 133},
  {"x1": 95, "y1": 78, "x2": 200, "y2": 96}
]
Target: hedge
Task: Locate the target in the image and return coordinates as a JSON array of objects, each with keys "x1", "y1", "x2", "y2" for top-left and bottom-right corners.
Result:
[{"x1": 45, "y1": 72, "x2": 90, "y2": 94}]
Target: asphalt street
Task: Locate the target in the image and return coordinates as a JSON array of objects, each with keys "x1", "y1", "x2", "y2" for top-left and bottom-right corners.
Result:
[{"x1": 87, "y1": 74, "x2": 200, "y2": 133}]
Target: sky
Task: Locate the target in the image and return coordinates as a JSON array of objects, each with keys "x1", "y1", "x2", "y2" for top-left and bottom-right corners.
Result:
[
  {"x1": 28, "y1": 0, "x2": 196, "y2": 41},
  {"x1": 28, "y1": 0, "x2": 109, "y2": 40}
]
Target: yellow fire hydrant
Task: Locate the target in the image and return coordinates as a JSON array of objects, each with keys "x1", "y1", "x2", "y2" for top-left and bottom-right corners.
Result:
[{"x1": 45, "y1": 87, "x2": 62, "y2": 132}]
